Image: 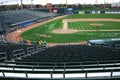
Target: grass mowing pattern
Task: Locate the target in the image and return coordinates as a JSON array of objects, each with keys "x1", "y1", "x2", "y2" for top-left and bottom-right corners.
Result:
[
  {"x1": 21, "y1": 14, "x2": 120, "y2": 43},
  {"x1": 68, "y1": 21, "x2": 120, "y2": 30}
]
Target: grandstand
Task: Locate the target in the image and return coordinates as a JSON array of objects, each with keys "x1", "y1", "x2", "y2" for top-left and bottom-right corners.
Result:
[
  {"x1": 0, "y1": 10, "x2": 59, "y2": 33},
  {"x1": 4, "y1": 10, "x2": 57, "y2": 23},
  {"x1": 0, "y1": 0, "x2": 120, "y2": 80}
]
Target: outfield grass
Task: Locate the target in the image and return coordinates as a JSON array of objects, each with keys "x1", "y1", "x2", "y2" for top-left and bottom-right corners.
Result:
[
  {"x1": 66, "y1": 14, "x2": 120, "y2": 19},
  {"x1": 68, "y1": 21, "x2": 120, "y2": 30},
  {"x1": 21, "y1": 14, "x2": 120, "y2": 43}
]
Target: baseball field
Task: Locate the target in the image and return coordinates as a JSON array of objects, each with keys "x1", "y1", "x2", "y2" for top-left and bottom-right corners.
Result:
[{"x1": 21, "y1": 14, "x2": 120, "y2": 43}]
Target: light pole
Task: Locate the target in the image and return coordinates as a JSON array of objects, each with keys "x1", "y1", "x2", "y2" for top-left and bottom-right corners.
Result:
[
  {"x1": 0, "y1": 1, "x2": 10, "y2": 42},
  {"x1": 0, "y1": 2, "x2": 6, "y2": 42},
  {"x1": 104, "y1": 0, "x2": 106, "y2": 8},
  {"x1": 31, "y1": 0, "x2": 33, "y2": 9},
  {"x1": 20, "y1": 0, "x2": 23, "y2": 10},
  {"x1": 0, "y1": 2, "x2": 4, "y2": 35},
  {"x1": 95, "y1": 0, "x2": 97, "y2": 4},
  {"x1": 66, "y1": 0, "x2": 68, "y2": 8}
]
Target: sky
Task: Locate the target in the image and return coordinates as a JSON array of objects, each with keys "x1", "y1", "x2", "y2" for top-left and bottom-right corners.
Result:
[{"x1": 0, "y1": 0, "x2": 120, "y2": 5}]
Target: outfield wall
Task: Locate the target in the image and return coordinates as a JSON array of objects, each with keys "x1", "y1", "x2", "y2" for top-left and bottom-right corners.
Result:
[
  {"x1": 78, "y1": 10, "x2": 120, "y2": 14},
  {"x1": 33, "y1": 8, "x2": 120, "y2": 14}
]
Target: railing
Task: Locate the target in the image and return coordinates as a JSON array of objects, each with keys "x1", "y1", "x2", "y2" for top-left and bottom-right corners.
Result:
[
  {"x1": 0, "y1": 44, "x2": 47, "y2": 61},
  {"x1": 1, "y1": 60, "x2": 120, "y2": 73},
  {"x1": 4, "y1": 60, "x2": 120, "y2": 66},
  {"x1": 115, "y1": 44, "x2": 120, "y2": 50},
  {"x1": 0, "y1": 62, "x2": 120, "y2": 71},
  {"x1": 27, "y1": 47, "x2": 36, "y2": 56},
  {"x1": 0, "y1": 68, "x2": 120, "y2": 79},
  {"x1": 0, "y1": 60, "x2": 120, "y2": 79},
  {"x1": 0, "y1": 52, "x2": 7, "y2": 61},
  {"x1": 102, "y1": 43, "x2": 112, "y2": 48},
  {"x1": 36, "y1": 45, "x2": 47, "y2": 52},
  {"x1": 12, "y1": 49, "x2": 25, "y2": 60}
]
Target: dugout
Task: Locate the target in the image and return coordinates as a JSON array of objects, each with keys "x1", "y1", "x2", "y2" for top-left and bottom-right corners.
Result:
[
  {"x1": 78, "y1": 11, "x2": 85, "y2": 14},
  {"x1": 84, "y1": 10, "x2": 91, "y2": 14},
  {"x1": 88, "y1": 38, "x2": 120, "y2": 50},
  {"x1": 10, "y1": 19, "x2": 36, "y2": 30},
  {"x1": 17, "y1": 20, "x2": 36, "y2": 28}
]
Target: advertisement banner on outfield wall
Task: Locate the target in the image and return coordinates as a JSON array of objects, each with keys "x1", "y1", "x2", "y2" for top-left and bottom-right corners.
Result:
[
  {"x1": 53, "y1": 8, "x2": 58, "y2": 13},
  {"x1": 78, "y1": 11, "x2": 85, "y2": 14},
  {"x1": 67, "y1": 8, "x2": 74, "y2": 14},
  {"x1": 84, "y1": 11, "x2": 91, "y2": 14},
  {"x1": 78, "y1": 10, "x2": 120, "y2": 14},
  {"x1": 100, "y1": 11, "x2": 105, "y2": 14},
  {"x1": 92, "y1": 11, "x2": 100, "y2": 14},
  {"x1": 105, "y1": 11, "x2": 120, "y2": 14}
]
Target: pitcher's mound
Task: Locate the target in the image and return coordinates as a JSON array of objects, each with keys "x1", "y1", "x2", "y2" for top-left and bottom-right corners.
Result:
[{"x1": 53, "y1": 29, "x2": 78, "y2": 34}]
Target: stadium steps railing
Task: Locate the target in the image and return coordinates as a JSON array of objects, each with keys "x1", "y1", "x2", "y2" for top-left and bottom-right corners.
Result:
[
  {"x1": 0, "y1": 60, "x2": 120, "y2": 79},
  {"x1": 0, "y1": 62, "x2": 120, "y2": 71},
  {"x1": 12, "y1": 49, "x2": 26, "y2": 60},
  {"x1": 27, "y1": 47, "x2": 37, "y2": 56},
  {"x1": 0, "y1": 52, "x2": 7, "y2": 61},
  {"x1": 3, "y1": 60, "x2": 120, "y2": 66},
  {"x1": 0, "y1": 68, "x2": 120, "y2": 79},
  {"x1": 0, "y1": 44, "x2": 47, "y2": 61}
]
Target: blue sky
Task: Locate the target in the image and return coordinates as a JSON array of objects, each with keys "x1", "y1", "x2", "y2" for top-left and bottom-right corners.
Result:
[{"x1": 0, "y1": 0, "x2": 120, "y2": 5}]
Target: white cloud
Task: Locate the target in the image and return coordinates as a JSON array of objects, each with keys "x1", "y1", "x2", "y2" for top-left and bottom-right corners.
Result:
[{"x1": 0, "y1": 0, "x2": 120, "y2": 5}]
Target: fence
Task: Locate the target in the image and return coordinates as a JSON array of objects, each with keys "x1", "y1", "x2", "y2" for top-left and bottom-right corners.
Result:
[{"x1": 78, "y1": 10, "x2": 120, "y2": 14}]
